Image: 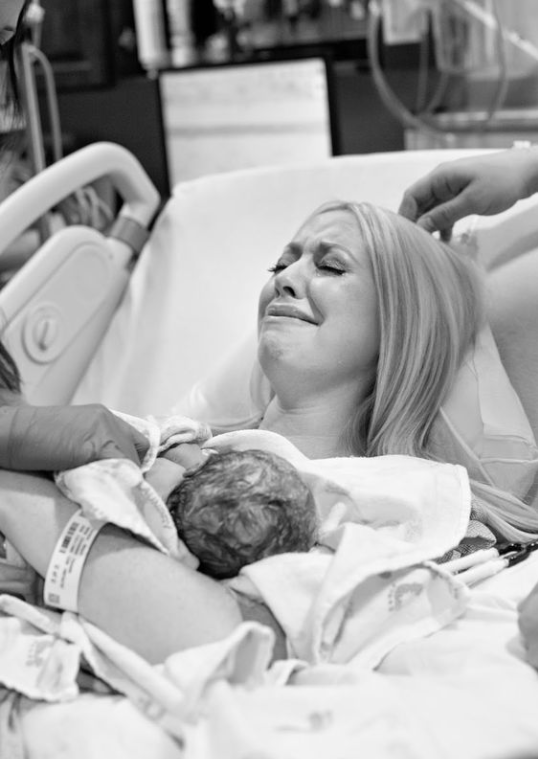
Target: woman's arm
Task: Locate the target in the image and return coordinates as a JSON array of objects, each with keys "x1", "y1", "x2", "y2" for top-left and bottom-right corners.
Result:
[{"x1": 0, "y1": 470, "x2": 242, "y2": 664}]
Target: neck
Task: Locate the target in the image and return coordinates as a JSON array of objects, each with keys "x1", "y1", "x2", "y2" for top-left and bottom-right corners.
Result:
[{"x1": 259, "y1": 389, "x2": 358, "y2": 459}]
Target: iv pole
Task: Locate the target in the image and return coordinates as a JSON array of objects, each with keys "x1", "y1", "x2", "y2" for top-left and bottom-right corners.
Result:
[{"x1": 15, "y1": 0, "x2": 63, "y2": 241}]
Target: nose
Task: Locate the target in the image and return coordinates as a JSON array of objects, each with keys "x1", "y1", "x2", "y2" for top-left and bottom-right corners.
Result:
[{"x1": 274, "y1": 260, "x2": 307, "y2": 298}]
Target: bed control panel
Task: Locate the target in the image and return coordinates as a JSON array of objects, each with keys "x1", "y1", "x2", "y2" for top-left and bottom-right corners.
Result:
[
  {"x1": 0, "y1": 142, "x2": 161, "y2": 405},
  {"x1": 0, "y1": 227, "x2": 132, "y2": 403}
]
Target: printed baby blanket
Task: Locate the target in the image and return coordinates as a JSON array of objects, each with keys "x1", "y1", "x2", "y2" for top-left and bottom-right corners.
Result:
[{"x1": 0, "y1": 414, "x2": 472, "y2": 721}]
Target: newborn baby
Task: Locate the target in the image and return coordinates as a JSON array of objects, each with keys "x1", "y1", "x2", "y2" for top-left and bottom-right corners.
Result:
[{"x1": 162, "y1": 445, "x2": 317, "y2": 579}]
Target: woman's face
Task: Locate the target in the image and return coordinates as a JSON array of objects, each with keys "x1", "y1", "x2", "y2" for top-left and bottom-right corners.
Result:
[
  {"x1": 0, "y1": 0, "x2": 24, "y2": 45},
  {"x1": 258, "y1": 207, "x2": 380, "y2": 397}
]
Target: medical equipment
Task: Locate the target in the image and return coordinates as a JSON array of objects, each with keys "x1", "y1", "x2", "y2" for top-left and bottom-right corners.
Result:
[
  {"x1": 158, "y1": 56, "x2": 336, "y2": 184},
  {"x1": 445, "y1": 539, "x2": 538, "y2": 585},
  {"x1": 132, "y1": 0, "x2": 172, "y2": 72},
  {"x1": 0, "y1": 143, "x2": 160, "y2": 405},
  {"x1": 370, "y1": 0, "x2": 538, "y2": 141},
  {"x1": 1, "y1": 142, "x2": 538, "y2": 758}
]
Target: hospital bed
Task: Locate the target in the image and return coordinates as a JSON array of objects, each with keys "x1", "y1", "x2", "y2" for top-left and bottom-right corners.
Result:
[{"x1": 2, "y1": 142, "x2": 538, "y2": 758}]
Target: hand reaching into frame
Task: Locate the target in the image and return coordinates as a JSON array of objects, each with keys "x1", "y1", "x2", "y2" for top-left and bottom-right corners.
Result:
[
  {"x1": 0, "y1": 404, "x2": 150, "y2": 472},
  {"x1": 398, "y1": 148, "x2": 538, "y2": 240}
]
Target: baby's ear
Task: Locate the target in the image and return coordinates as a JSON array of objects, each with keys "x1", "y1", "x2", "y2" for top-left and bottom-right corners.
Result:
[{"x1": 145, "y1": 458, "x2": 186, "y2": 502}]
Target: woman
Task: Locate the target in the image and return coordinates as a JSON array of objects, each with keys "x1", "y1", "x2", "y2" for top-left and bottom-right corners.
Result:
[{"x1": 2, "y1": 198, "x2": 531, "y2": 664}]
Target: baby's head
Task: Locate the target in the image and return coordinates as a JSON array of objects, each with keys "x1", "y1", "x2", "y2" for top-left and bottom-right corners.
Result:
[{"x1": 167, "y1": 448, "x2": 317, "y2": 579}]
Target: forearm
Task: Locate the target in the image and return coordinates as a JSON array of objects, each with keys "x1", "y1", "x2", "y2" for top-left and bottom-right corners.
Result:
[
  {"x1": 514, "y1": 146, "x2": 538, "y2": 199},
  {"x1": 80, "y1": 526, "x2": 243, "y2": 662},
  {"x1": 0, "y1": 471, "x2": 242, "y2": 663}
]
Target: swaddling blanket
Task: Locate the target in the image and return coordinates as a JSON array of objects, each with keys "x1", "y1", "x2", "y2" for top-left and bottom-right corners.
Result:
[
  {"x1": 209, "y1": 429, "x2": 471, "y2": 665},
  {"x1": 0, "y1": 415, "x2": 471, "y2": 716},
  {"x1": 54, "y1": 412, "x2": 212, "y2": 565},
  {"x1": 59, "y1": 417, "x2": 471, "y2": 669}
]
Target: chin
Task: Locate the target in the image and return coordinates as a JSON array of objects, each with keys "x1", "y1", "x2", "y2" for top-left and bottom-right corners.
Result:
[{"x1": 258, "y1": 332, "x2": 287, "y2": 364}]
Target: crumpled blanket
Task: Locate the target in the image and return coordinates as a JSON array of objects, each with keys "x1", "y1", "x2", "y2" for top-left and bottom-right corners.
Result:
[
  {"x1": 0, "y1": 415, "x2": 473, "y2": 728},
  {"x1": 54, "y1": 412, "x2": 212, "y2": 565},
  {"x1": 208, "y1": 429, "x2": 471, "y2": 665},
  {"x1": 0, "y1": 593, "x2": 274, "y2": 739}
]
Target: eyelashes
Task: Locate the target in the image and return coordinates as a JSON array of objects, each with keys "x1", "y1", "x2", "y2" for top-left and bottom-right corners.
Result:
[
  {"x1": 267, "y1": 262, "x2": 345, "y2": 276},
  {"x1": 267, "y1": 264, "x2": 285, "y2": 274}
]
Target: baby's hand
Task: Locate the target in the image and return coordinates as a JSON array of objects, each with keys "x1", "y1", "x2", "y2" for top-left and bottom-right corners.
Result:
[
  {"x1": 145, "y1": 458, "x2": 187, "y2": 502},
  {"x1": 161, "y1": 442, "x2": 209, "y2": 472}
]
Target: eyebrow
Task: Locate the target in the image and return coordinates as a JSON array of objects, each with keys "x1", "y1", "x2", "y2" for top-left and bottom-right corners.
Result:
[
  {"x1": 281, "y1": 242, "x2": 302, "y2": 258},
  {"x1": 283, "y1": 239, "x2": 356, "y2": 262},
  {"x1": 318, "y1": 240, "x2": 342, "y2": 253},
  {"x1": 316, "y1": 240, "x2": 354, "y2": 259}
]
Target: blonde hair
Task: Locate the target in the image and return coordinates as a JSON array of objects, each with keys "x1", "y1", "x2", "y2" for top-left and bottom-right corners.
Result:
[
  {"x1": 316, "y1": 200, "x2": 538, "y2": 541},
  {"x1": 316, "y1": 201, "x2": 483, "y2": 457}
]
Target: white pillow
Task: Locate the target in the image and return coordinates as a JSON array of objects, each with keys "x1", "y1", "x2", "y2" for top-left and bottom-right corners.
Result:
[{"x1": 174, "y1": 323, "x2": 538, "y2": 502}]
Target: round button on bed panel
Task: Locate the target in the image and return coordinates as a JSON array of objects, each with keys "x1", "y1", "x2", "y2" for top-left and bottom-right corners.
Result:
[{"x1": 23, "y1": 303, "x2": 65, "y2": 363}]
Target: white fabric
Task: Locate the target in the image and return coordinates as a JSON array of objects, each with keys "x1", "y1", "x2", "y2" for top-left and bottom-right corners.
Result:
[
  {"x1": 12, "y1": 555, "x2": 538, "y2": 759},
  {"x1": 55, "y1": 412, "x2": 211, "y2": 562},
  {"x1": 209, "y1": 428, "x2": 471, "y2": 665},
  {"x1": 0, "y1": 423, "x2": 473, "y2": 703},
  {"x1": 429, "y1": 324, "x2": 538, "y2": 500}
]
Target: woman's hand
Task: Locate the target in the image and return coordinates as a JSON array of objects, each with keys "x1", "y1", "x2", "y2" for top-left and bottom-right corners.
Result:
[
  {"x1": 0, "y1": 404, "x2": 149, "y2": 472},
  {"x1": 518, "y1": 581, "x2": 538, "y2": 668},
  {"x1": 398, "y1": 148, "x2": 538, "y2": 239}
]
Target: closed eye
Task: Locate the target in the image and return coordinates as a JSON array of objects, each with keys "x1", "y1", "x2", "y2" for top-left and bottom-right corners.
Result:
[{"x1": 317, "y1": 263, "x2": 345, "y2": 275}]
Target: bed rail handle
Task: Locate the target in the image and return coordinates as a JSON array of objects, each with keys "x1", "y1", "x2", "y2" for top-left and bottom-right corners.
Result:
[{"x1": 0, "y1": 141, "x2": 160, "y2": 259}]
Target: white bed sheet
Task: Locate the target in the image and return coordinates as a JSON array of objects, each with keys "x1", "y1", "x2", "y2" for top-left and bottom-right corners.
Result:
[{"x1": 15, "y1": 554, "x2": 538, "y2": 759}]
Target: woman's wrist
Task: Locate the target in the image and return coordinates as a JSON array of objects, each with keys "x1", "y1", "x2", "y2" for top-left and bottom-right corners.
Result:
[{"x1": 515, "y1": 145, "x2": 538, "y2": 199}]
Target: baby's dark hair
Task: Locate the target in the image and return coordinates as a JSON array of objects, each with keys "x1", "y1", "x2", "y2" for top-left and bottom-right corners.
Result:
[{"x1": 167, "y1": 449, "x2": 317, "y2": 579}]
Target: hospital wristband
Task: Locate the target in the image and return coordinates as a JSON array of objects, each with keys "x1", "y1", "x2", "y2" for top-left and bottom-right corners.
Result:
[{"x1": 44, "y1": 512, "x2": 106, "y2": 613}]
